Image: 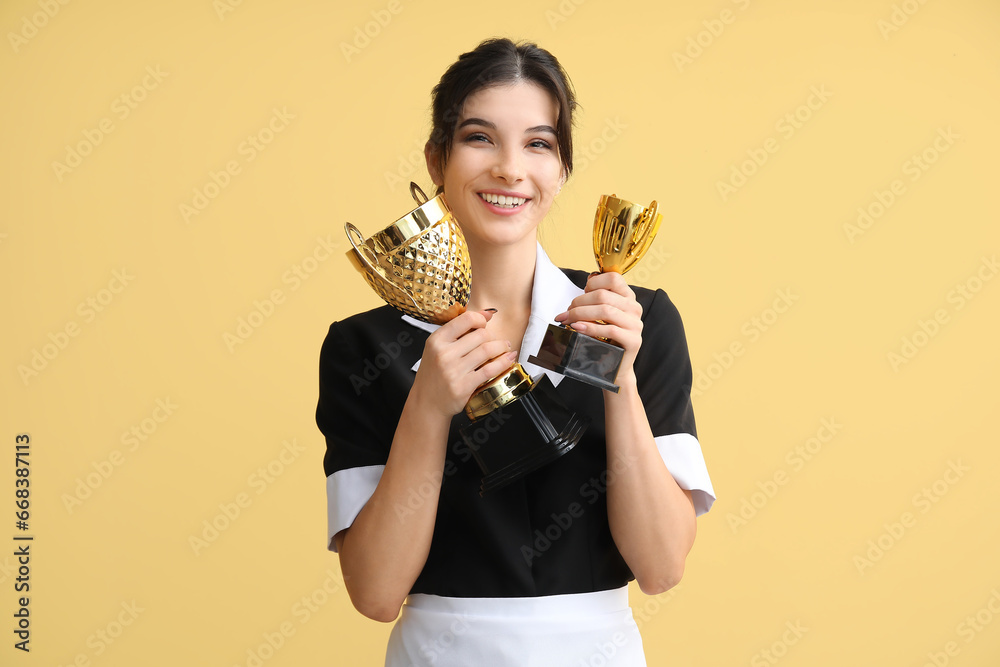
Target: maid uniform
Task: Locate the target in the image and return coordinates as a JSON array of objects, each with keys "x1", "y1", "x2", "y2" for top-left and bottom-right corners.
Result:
[{"x1": 318, "y1": 243, "x2": 716, "y2": 666}]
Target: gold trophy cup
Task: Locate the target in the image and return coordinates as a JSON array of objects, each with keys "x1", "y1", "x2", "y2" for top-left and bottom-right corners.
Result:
[
  {"x1": 528, "y1": 194, "x2": 663, "y2": 393},
  {"x1": 345, "y1": 183, "x2": 588, "y2": 494}
]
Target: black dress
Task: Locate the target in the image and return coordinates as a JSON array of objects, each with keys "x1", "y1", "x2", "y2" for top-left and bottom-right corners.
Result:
[{"x1": 316, "y1": 246, "x2": 715, "y2": 600}]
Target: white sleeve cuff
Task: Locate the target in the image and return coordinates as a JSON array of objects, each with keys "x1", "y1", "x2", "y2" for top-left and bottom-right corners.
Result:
[
  {"x1": 326, "y1": 465, "x2": 384, "y2": 552},
  {"x1": 654, "y1": 433, "x2": 716, "y2": 516}
]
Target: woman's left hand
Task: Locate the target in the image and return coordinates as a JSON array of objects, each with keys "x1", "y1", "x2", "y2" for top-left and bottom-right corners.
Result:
[{"x1": 554, "y1": 272, "x2": 644, "y2": 386}]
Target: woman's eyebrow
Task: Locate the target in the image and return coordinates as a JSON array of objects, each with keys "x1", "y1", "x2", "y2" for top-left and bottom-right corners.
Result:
[
  {"x1": 457, "y1": 118, "x2": 557, "y2": 136},
  {"x1": 526, "y1": 125, "x2": 557, "y2": 136},
  {"x1": 457, "y1": 117, "x2": 496, "y2": 131}
]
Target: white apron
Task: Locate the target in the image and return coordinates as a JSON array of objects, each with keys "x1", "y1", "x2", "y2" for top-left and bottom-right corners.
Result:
[{"x1": 385, "y1": 586, "x2": 646, "y2": 666}]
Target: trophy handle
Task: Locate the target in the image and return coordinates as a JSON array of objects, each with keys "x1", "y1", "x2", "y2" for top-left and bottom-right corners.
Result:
[
  {"x1": 628, "y1": 200, "x2": 661, "y2": 260},
  {"x1": 344, "y1": 221, "x2": 423, "y2": 315},
  {"x1": 345, "y1": 222, "x2": 382, "y2": 273},
  {"x1": 410, "y1": 182, "x2": 429, "y2": 205}
]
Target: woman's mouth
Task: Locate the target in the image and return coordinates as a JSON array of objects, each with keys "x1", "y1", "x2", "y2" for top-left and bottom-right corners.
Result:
[{"x1": 478, "y1": 192, "x2": 528, "y2": 209}]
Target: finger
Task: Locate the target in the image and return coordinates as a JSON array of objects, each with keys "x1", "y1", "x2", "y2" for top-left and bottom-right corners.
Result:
[
  {"x1": 436, "y1": 310, "x2": 489, "y2": 341},
  {"x1": 464, "y1": 338, "x2": 513, "y2": 371},
  {"x1": 559, "y1": 289, "x2": 639, "y2": 317},
  {"x1": 435, "y1": 309, "x2": 500, "y2": 346},
  {"x1": 585, "y1": 271, "x2": 631, "y2": 297},
  {"x1": 560, "y1": 303, "x2": 634, "y2": 327},
  {"x1": 472, "y1": 350, "x2": 519, "y2": 386},
  {"x1": 441, "y1": 327, "x2": 496, "y2": 360}
]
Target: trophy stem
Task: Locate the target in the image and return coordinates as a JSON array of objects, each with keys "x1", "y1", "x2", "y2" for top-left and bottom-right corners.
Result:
[{"x1": 460, "y1": 374, "x2": 590, "y2": 495}]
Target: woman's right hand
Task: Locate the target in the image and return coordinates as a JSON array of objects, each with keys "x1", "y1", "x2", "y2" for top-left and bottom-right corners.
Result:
[{"x1": 410, "y1": 309, "x2": 518, "y2": 418}]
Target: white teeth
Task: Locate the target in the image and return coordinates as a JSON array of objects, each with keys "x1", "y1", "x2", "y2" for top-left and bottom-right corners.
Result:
[{"x1": 479, "y1": 193, "x2": 526, "y2": 208}]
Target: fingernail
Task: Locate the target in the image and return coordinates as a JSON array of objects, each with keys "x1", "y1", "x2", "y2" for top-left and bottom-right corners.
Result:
[
  {"x1": 554, "y1": 312, "x2": 567, "y2": 322},
  {"x1": 506, "y1": 340, "x2": 512, "y2": 350},
  {"x1": 508, "y1": 350, "x2": 519, "y2": 360},
  {"x1": 484, "y1": 308, "x2": 498, "y2": 313},
  {"x1": 570, "y1": 322, "x2": 587, "y2": 332}
]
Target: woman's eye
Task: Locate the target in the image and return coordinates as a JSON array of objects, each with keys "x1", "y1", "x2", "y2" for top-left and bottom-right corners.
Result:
[
  {"x1": 529, "y1": 139, "x2": 553, "y2": 150},
  {"x1": 465, "y1": 133, "x2": 490, "y2": 143}
]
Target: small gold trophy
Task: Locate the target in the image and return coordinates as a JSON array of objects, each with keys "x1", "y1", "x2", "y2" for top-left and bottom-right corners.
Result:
[
  {"x1": 345, "y1": 183, "x2": 588, "y2": 494},
  {"x1": 528, "y1": 194, "x2": 663, "y2": 393}
]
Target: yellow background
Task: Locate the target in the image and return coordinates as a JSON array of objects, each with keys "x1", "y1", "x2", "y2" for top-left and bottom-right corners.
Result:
[{"x1": 3, "y1": 0, "x2": 999, "y2": 664}]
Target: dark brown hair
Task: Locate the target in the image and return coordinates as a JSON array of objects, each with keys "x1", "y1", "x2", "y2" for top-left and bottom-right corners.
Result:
[{"x1": 427, "y1": 38, "x2": 577, "y2": 189}]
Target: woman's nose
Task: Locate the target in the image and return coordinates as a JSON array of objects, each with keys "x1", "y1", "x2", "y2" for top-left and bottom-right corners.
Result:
[{"x1": 490, "y1": 146, "x2": 525, "y2": 183}]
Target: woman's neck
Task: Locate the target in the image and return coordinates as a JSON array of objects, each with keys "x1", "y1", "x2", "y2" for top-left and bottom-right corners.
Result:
[{"x1": 465, "y1": 236, "x2": 536, "y2": 316}]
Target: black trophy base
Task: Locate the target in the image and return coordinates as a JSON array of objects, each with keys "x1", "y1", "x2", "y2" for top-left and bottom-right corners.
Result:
[
  {"x1": 527, "y1": 323, "x2": 624, "y2": 393},
  {"x1": 460, "y1": 374, "x2": 589, "y2": 496}
]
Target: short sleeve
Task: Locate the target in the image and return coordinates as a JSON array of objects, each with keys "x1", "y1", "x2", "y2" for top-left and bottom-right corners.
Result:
[
  {"x1": 316, "y1": 322, "x2": 391, "y2": 552},
  {"x1": 635, "y1": 289, "x2": 716, "y2": 516}
]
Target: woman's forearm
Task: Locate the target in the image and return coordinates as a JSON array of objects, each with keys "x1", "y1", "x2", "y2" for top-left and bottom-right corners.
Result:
[
  {"x1": 337, "y1": 386, "x2": 451, "y2": 622},
  {"x1": 603, "y1": 373, "x2": 697, "y2": 594}
]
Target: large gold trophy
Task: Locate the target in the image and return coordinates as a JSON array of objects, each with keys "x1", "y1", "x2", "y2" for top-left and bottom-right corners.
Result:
[
  {"x1": 345, "y1": 183, "x2": 588, "y2": 494},
  {"x1": 528, "y1": 194, "x2": 663, "y2": 393}
]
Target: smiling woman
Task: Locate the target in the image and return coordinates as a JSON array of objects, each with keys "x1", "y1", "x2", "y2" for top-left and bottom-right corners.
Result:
[{"x1": 316, "y1": 37, "x2": 716, "y2": 666}]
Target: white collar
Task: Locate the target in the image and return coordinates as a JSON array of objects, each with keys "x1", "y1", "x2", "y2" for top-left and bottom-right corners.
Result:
[{"x1": 402, "y1": 242, "x2": 584, "y2": 386}]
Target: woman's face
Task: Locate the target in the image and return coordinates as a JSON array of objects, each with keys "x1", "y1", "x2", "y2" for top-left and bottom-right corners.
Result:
[{"x1": 427, "y1": 82, "x2": 565, "y2": 250}]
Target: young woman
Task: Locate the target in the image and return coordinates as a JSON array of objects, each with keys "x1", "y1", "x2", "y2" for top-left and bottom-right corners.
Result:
[{"x1": 317, "y1": 38, "x2": 716, "y2": 666}]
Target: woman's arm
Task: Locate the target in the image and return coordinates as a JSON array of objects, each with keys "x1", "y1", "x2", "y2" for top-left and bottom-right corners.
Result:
[
  {"x1": 556, "y1": 274, "x2": 697, "y2": 594},
  {"x1": 602, "y1": 376, "x2": 697, "y2": 594},
  {"x1": 335, "y1": 310, "x2": 516, "y2": 622}
]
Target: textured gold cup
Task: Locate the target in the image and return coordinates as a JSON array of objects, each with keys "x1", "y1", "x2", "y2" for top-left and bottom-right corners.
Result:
[
  {"x1": 344, "y1": 182, "x2": 533, "y2": 421},
  {"x1": 593, "y1": 194, "x2": 663, "y2": 275},
  {"x1": 345, "y1": 183, "x2": 471, "y2": 325}
]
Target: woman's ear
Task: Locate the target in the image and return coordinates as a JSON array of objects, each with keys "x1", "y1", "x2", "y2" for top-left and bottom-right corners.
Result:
[{"x1": 425, "y1": 142, "x2": 443, "y2": 187}]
